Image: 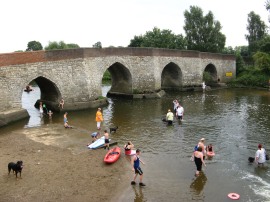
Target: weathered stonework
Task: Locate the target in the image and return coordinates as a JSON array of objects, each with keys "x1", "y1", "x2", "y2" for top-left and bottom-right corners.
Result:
[{"x1": 0, "y1": 48, "x2": 235, "y2": 126}]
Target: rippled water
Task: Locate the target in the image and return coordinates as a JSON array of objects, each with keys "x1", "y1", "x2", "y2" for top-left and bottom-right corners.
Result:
[{"x1": 3, "y1": 86, "x2": 270, "y2": 201}]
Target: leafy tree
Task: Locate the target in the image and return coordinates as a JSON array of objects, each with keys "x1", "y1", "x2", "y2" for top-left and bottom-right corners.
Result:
[
  {"x1": 222, "y1": 46, "x2": 235, "y2": 54},
  {"x1": 235, "y1": 46, "x2": 250, "y2": 57},
  {"x1": 245, "y1": 11, "x2": 267, "y2": 54},
  {"x1": 45, "y1": 41, "x2": 67, "y2": 50},
  {"x1": 128, "y1": 35, "x2": 144, "y2": 47},
  {"x1": 26, "y1": 41, "x2": 43, "y2": 51},
  {"x1": 128, "y1": 27, "x2": 187, "y2": 49},
  {"x1": 235, "y1": 52, "x2": 246, "y2": 75},
  {"x1": 266, "y1": 0, "x2": 270, "y2": 22},
  {"x1": 256, "y1": 35, "x2": 270, "y2": 53},
  {"x1": 67, "y1": 43, "x2": 80, "y2": 49},
  {"x1": 92, "y1": 41, "x2": 102, "y2": 48},
  {"x1": 253, "y1": 51, "x2": 270, "y2": 73},
  {"x1": 44, "y1": 41, "x2": 79, "y2": 50},
  {"x1": 183, "y1": 6, "x2": 226, "y2": 53}
]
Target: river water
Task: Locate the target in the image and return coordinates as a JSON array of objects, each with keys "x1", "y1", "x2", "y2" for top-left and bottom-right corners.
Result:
[{"x1": 1, "y1": 86, "x2": 270, "y2": 202}]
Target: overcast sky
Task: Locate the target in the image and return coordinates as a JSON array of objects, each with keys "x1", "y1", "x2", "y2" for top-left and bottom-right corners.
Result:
[{"x1": 0, "y1": 0, "x2": 268, "y2": 53}]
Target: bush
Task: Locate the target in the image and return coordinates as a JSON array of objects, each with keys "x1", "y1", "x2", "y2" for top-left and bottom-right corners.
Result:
[
  {"x1": 102, "y1": 70, "x2": 111, "y2": 82},
  {"x1": 229, "y1": 68, "x2": 269, "y2": 87}
]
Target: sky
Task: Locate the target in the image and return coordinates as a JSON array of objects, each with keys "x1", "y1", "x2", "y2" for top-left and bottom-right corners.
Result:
[{"x1": 0, "y1": 0, "x2": 269, "y2": 53}]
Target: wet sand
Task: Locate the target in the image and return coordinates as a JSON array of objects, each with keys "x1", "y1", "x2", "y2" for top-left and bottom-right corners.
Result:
[{"x1": 0, "y1": 127, "x2": 131, "y2": 202}]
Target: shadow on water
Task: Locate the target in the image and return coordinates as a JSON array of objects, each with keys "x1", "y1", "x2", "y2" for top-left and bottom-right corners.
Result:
[{"x1": 190, "y1": 172, "x2": 207, "y2": 200}]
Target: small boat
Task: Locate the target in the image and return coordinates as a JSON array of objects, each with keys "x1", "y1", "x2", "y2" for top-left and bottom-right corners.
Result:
[
  {"x1": 207, "y1": 151, "x2": 215, "y2": 157},
  {"x1": 88, "y1": 136, "x2": 110, "y2": 149},
  {"x1": 104, "y1": 147, "x2": 121, "y2": 164}
]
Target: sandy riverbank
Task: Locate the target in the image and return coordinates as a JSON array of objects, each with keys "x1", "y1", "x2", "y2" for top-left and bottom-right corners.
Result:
[{"x1": 0, "y1": 127, "x2": 131, "y2": 202}]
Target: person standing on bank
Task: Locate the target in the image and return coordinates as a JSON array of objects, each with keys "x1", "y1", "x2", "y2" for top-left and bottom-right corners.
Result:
[
  {"x1": 131, "y1": 149, "x2": 146, "y2": 186},
  {"x1": 104, "y1": 130, "x2": 110, "y2": 150},
  {"x1": 166, "y1": 109, "x2": 174, "y2": 126},
  {"x1": 255, "y1": 144, "x2": 266, "y2": 166},
  {"x1": 95, "y1": 108, "x2": 103, "y2": 130},
  {"x1": 64, "y1": 112, "x2": 68, "y2": 124}
]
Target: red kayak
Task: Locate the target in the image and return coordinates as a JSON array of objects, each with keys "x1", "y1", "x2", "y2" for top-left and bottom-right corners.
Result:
[{"x1": 104, "y1": 147, "x2": 121, "y2": 164}]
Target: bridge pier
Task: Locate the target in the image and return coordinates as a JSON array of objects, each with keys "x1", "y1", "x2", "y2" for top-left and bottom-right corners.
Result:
[
  {"x1": 0, "y1": 109, "x2": 29, "y2": 127},
  {"x1": 107, "y1": 90, "x2": 166, "y2": 99},
  {"x1": 34, "y1": 98, "x2": 109, "y2": 112}
]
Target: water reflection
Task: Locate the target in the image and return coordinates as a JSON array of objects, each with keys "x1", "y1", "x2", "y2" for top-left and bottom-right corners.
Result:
[
  {"x1": 132, "y1": 186, "x2": 145, "y2": 202},
  {"x1": 21, "y1": 85, "x2": 44, "y2": 127},
  {"x1": 190, "y1": 172, "x2": 207, "y2": 197}
]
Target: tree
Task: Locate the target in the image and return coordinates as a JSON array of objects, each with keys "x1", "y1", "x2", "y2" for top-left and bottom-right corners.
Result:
[
  {"x1": 183, "y1": 6, "x2": 226, "y2": 53},
  {"x1": 92, "y1": 41, "x2": 102, "y2": 48},
  {"x1": 222, "y1": 46, "x2": 235, "y2": 54},
  {"x1": 66, "y1": 43, "x2": 80, "y2": 49},
  {"x1": 128, "y1": 27, "x2": 186, "y2": 50},
  {"x1": 26, "y1": 41, "x2": 43, "y2": 51},
  {"x1": 245, "y1": 11, "x2": 267, "y2": 54},
  {"x1": 253, "y1": 51, "x2": 270, "y2": 73},
  {"x1": 44, "y1": 41, "x2": 79, "y2": 50},
  {"x1": 128, "y1": 35, "x2": 144, "y2": 47}
]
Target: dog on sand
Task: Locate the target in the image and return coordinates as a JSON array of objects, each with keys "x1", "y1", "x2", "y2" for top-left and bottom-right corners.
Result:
[
  {"x1": 110, "y1": 126, "x2": 118, "y2": 133},
  {"x1": 8, "y1": 161, "x2": 23, "y2": 178}
]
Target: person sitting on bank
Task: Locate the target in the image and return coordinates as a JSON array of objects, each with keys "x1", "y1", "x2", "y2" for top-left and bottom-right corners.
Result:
[
  {"x1": 91, "y1": 132, "x2": 100, "y2": 143},
  {"x1": 64, "y1": 121, "x2": 72, "y2": 129},
  {"x1": 124, "y1": 141, "x2": 134, "y2": 155}
]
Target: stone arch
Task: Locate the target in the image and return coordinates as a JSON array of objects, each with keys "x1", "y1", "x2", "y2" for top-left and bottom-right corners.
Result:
[
  {"x1": 106, "y1": 62, "x2": 132, "y2": 96},
  {"x1": 203, "y1": 63, "x2": 218, "y2": 84},
  {"x1": 23, "y1": 76, "x2": 62, "y2": 110},
  {"x1": 161, "y1": 62, "x2": 182, "y2": 90}
]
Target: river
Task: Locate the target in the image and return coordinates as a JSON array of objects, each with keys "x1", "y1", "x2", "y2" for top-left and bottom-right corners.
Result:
[{"x1": 1, "y1": 86, "x2": 270, "y2": 202}]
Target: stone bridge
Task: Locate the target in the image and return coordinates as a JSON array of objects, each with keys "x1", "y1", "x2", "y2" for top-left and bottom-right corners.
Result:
[{"x1": 0, "y1": 48, "x2": 235, "y2": 126}]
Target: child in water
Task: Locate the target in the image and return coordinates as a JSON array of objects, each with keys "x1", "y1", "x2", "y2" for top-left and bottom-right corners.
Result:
[{"x1": 207, "y1": 144, "x2": 213, "y2": 152}]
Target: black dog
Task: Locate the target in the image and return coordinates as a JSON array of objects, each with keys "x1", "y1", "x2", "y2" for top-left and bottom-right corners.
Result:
[
  {"x1": 8, "y1": 161, "x2": 23, "y2": 178},
  {"x1": 248, "y1": 157, "x2": 255, "y2": 163},
  {"x1": 110, "y1": 126, "x2": 118, "y2": 133}
]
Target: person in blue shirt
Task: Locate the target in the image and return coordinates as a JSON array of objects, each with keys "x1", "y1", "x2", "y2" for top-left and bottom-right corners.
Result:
[{"x1": 131, "y1": 149, "x2": 146, "y2": 186}]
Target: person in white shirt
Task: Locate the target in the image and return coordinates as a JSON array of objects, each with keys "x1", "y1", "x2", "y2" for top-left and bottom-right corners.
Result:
[
  {"x1": 202, "y1": 81, "x2": 206, "y2": 92},
  {"x1": 176, "y1": 104, "x2": 184, "y2": 121},
  {"x1": 255, "y1": 144, "x2": 266, "y2": 166}
]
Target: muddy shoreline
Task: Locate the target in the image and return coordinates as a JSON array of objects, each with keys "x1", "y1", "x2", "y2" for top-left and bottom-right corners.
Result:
[{"x1": 0, "y1": 128, "x2": 131, "y2": 202}]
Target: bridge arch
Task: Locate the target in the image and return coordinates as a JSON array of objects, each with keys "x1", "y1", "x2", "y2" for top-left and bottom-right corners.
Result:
[
  {"x1": 203, "y1": 63, "x2": 218, "y2": 84},
  {"x1": 161, "y1": 62, "x2": 182, "y2": 90},
  {"x1": 106, "y1": 62, "x2": 132, "y2": 95},
  {"x1": 22, "y1": 76, "x2": 62, "y2": 110}
]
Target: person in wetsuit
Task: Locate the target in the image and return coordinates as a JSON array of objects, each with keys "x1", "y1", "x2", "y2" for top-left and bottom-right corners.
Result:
[{"x1": 194, "y1": 146, "x2": 206, "y2": 176}]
